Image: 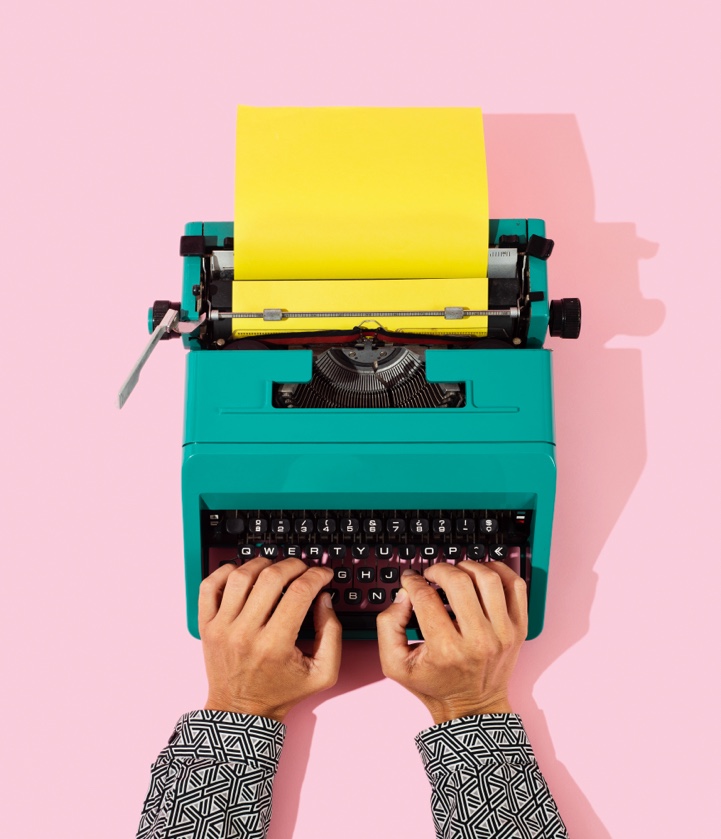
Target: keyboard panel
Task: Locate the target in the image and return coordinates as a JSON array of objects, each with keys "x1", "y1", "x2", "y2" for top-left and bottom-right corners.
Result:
[{"x1": 202, "y1": 509, "x2": 532, "y2": 633}]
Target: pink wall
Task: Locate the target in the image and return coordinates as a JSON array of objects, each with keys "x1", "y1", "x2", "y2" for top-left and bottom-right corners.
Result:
[{"x1": 2, "y1": 2, "x2": 718, "y2": 837}]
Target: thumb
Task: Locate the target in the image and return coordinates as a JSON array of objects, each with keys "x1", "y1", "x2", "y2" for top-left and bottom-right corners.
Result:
[
  {"x1": 376, "y1": 588, "x2": 413, "y2": 678},
  {"x1": 311, "y1": 592, "x2": 342, "y2": 684}
]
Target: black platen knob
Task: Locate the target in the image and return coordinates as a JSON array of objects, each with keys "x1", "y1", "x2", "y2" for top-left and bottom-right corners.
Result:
[
  {"x1": 151, "y1": 300, "x2": 181, "y2": 340},
  {"x1": 549, "y1": 298, "x2": 582, "y2": 339}
]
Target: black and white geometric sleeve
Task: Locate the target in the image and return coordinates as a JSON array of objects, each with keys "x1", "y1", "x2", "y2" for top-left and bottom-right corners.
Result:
[
  {"x1": 136, "y1": 710, "x2": 285, "y2": 839},
  {"x1": 415, "y1": 714, "x2": 568, "y2": 839}
]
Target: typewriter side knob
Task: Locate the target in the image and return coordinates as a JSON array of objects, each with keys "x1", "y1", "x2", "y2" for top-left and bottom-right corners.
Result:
[
  {"x1": 549, "y1": 298, "x2": 582, "y2": 339},
  {"x1": 148, "y1": 300, "x2": 182, "y2": 339}
]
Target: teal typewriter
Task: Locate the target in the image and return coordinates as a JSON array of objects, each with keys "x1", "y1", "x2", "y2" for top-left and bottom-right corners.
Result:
[{"x1": 119, "y1": 107, "x2": 581, "y2": 640}]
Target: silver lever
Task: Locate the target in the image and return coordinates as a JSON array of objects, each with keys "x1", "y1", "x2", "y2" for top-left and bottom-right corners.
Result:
[{"x1": 117, "y1": 311, "x2": 206, "y2": 408}]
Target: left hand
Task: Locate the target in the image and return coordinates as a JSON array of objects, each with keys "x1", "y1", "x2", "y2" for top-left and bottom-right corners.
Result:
[{"x1": 199, "y1": 557, "x2": 342, "y2": 722}]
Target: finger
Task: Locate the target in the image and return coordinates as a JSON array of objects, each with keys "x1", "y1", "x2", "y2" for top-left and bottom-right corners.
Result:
[
  {"x1": 456, "y1": 561, "x2": 514, "y2": 635},
  {"x1": 376, "y1": 588, "x2": 414, "y2": 679},
  {"x1": 198, "y1": 562, "x2": 237, "y2": 633},
  {"x1": 266, "y1": 565, "x2": 335, "y2": 644},
  {"x1": 400, "y1": 569, "x2": 456, "y2": 641},
  {"x1": 483, "y1": 560, "x2": 529, "y2": 631},
  {"x1": 215, "y1": 556, "x2": 274, "y2": 624},
  {"x1": 237, "y1": 558, "x2": 311, "y2": 629},
  {"x1": 422, "y1": 562, "x2": 487, "y2": 635},
  {"x1": 309, "y1": 591, "x2": 343, "y2": 687}
]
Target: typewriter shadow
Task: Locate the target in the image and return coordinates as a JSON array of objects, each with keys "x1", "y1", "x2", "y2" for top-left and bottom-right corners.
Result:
[
  {"x1": 269, "y1": 115, "x2": 663, "y2": 839},
  {"x1": 488, "y1": 114, "x2": 663, "y2": 837}
]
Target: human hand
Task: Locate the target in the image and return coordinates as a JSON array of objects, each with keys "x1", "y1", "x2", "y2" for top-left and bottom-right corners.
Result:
[
  {"x1": 198, "y1": 557, "x2": 342, "y2": 722},
  {"x1": 376, "y1": 561, "x2": 527, "y2": 724}
]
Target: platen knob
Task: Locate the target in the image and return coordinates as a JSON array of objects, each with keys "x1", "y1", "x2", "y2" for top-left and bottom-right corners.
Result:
[
  {"x1": 549, "y1": 298, "x2": 582, "y2": 339},
  {"x1": 148, "y1": 300, "x2": 182, "y2": 339}
]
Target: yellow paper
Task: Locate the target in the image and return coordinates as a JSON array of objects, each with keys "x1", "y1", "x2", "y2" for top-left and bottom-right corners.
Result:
[{"x1": 233, "y1": 106, "x2": 489, "y2": 334}]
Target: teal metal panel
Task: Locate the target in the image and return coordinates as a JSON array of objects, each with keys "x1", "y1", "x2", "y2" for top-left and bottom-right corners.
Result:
[
  {"x1": 182, "y1": 441, "x2": 556, "y2": 640},
  {"x1": 527, "y1": 218, "x2": 551, "y2": 348},
  {"x1": 183, "y1": 349, "x2": 554, "y2": 446}
]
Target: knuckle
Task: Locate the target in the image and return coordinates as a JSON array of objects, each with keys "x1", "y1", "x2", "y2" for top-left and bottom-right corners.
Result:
[
  {"x1": 513, "y1": 578, "x2": 528, "y2": 597},
  {"x1": 258, "y1": 564, "x2": 285, "y2": 585},
  {"x1": 287, "y1": 577, "x2": 316, "y2": 599}
]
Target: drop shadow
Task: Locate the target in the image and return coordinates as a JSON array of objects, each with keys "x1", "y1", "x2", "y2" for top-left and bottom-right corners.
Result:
[
  {"x1": 268, "y1": 115, "x2": 663, "y2": 838},
  {"x1": 268, "y1": 642, "x2": 383, "y2": 839},
  {"x1": 487, "y1": 114, "x2": 663, "y2": 838}
]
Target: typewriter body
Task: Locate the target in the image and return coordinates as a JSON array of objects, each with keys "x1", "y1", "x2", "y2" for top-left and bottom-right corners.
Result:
[{"x1": 153, "y1": 218, "x2": 577, "y2": 641}]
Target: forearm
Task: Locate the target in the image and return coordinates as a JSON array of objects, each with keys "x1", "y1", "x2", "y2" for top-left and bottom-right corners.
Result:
[
  {"x1": 137, "y1": 710, "x2": 285, "y2": 839},
  {"x1": 416, "y1": 714, "x2": 568, "y2": 839}
]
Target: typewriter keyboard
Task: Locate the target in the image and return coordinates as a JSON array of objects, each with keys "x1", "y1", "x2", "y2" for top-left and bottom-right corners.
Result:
[{"x1": 203, "y1": 509, "x2": 531, "y2": 631}]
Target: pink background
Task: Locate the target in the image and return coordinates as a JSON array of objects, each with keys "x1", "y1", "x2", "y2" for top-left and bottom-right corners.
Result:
[{"x1": 2, "y1": 2, "x2": 719, "y2": 837}]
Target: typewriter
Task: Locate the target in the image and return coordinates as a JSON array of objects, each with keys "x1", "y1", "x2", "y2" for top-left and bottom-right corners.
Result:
[{"x1": 119, "y1": 109, "x2": 581, "y2": 640}]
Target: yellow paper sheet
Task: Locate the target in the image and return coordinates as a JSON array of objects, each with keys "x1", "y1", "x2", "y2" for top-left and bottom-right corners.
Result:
[{"x1": 233, "y1": 106, "x2": 489, "y2": 334}]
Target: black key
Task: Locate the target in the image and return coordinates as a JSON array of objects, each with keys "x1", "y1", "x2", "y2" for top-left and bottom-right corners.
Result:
[
  {"x1": 334, "y1": 567, "x2": 352, "y2": 584},
  {"x1": 351, "y1": 544, "x2": 370, "y2": 560},
  {"x1": 386, "y1": 518, "x2": 406, "y2": 535},
  {"x1": 249, "y1": 518, "x2": 268, "y2": 535},
  {"x1": 379, "y1": 566, "x2": 399, "y2": 583},
  {"x1": 444, "y1": 545, "x2": 462, "y2": 560},
  {"x1": 294, "y1": 518, "x2": 314, "y2": 535},
  {"x1": 421, "y1": 544, "x2": 439, "y2": 560},
  {"x1": 363, "y1": 517, "x2": 382, "y2": 535},
  {"x1": 482, "y1": 518, "x2": 499, "y2": 535},
  {"x1": 410, "y1": 518, "x2": 429, "y2": 535},
  {"x1": 467, "y1": 544, "x2": 486, "y2": 560},
  {"x1": 329, "y1": 545, "x2": 347, "y2": 560},
  {"x1": 271, "y1": 518, "x2": 290, "y2": 535},
  {"x1": 488, "y1": 544, "x2": 509, "y2": 560},
  {"x1": 376, "y1": 544, "x2": 393, "y2": 559},
  {"x1": 259, "y1": 544, "x2": 279, "y2": 559},
  {"x1": 225, "y1": 517, "x2": 245, "y2": 535},
  {"x1": 356, "y1": 566, "x2": 375, "y2": 583},
  {"x1": 317, "y1": 518, "x2": 336, "y2": 535},
  {"x1": 399, "y1": 545, "x2": 417, "y2": 560},
  {"x1": 455, "y1": 518, "x2": 475, "y2": 535},
  {"x1": 285, "y1": 545, "x2": 302, "y2": 558},
  {"x1": 327, "y1": 589, "x2": 339, "y2": 603},
  {"x1": 432, "y1": 518, "x2": 451, "y2": 536},
  {"x1": 390, "y1": 588, "x2": 401, "y2": 601},
  {"x1": 307, "y1": 545, "x2": 324, "y2": 560},
  {"x1": 339, "y1": 518, "x2": 360, "y2": 535},
  {"x1": 344, "y1": 588, "x2": 362, "y2": 604},
  {"x1": 238, "y1": 545, "x2": 256, "y2": 559},
  {"x1": 437, "y1": 588, "x2": 449, "y2": 605},
  {"x1": 368, "y1": 589, "x2": 386, "y2": 604}
]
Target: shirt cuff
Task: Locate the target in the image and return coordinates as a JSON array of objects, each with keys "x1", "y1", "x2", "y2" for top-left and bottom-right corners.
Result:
[
  {"x1": 163, "y1": 710, "x2": 286, "y2": 774},
  {"x1": 415, "y1": 714, "x2": 535, "y2": 780}
]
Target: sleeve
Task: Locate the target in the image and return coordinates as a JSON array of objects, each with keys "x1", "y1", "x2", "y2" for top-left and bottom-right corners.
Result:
[
  {"x1": 414, "y1": 714, "x2": 568, "y2": 839},
  {"x1": 136, "y1": 709, "x2": 286, "y2": 839}
]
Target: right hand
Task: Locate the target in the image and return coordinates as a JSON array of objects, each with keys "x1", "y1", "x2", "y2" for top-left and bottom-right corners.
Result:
[{"x1": 376, "y1": 561, "x2": 527, "y2": 724}]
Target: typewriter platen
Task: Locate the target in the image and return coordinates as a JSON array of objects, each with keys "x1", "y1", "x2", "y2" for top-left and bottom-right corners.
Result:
[{"x1": 120, "y1": 107, "x2": 581, "y2": 640}]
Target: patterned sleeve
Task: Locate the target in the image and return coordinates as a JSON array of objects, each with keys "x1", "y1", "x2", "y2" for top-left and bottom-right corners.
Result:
[
  {"x1": 136, "y1": 710, "x2": 285, "y2": 839},
  {"x1": 415, "y1": 714, "x2": 568, "y2": 839}
]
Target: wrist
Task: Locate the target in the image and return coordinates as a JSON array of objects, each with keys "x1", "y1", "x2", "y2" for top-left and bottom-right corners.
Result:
[
  {"x1": 428, "y1": 696, "x2": 513, "y2": 725},
  {"x1": 204, "y1": 696, "x2": 288, "y2": 723}
]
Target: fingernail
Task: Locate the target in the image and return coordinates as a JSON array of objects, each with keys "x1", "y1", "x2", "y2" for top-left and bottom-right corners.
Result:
[
  {"x1": 394, "y1": 588, "x2": 408, "y2": 603},
  {"x1": 402, "y1": 569, "x2": 418, "y2": 577},
  {"x1": 321, "y1": 592, "x2": 333, "y2": 608}
]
